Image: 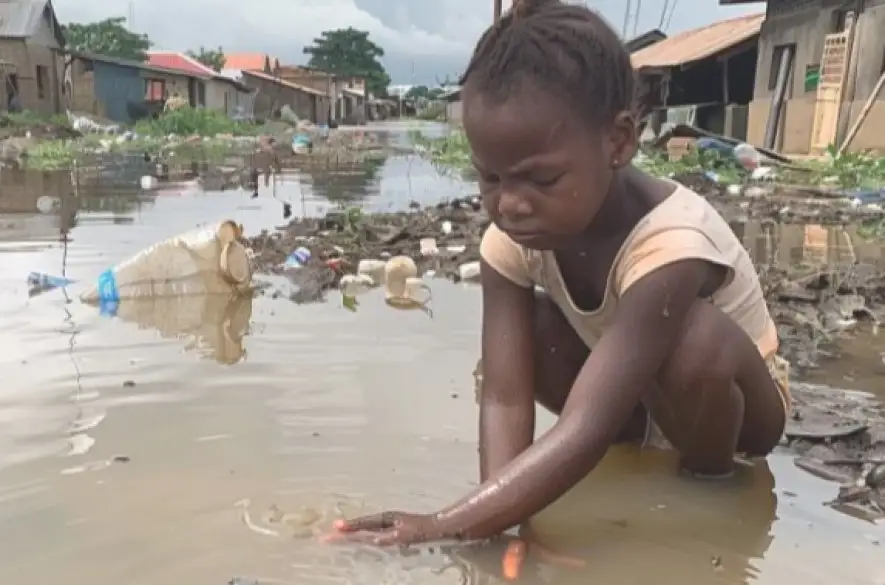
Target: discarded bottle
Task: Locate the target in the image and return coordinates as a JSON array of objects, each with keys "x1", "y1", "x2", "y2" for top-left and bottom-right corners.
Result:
[
  {"x1": 27, "y1": 272, "x2": 75, "y2": 297},
  {"x1": 339, "y1": 273, "x2": 374, "y2": 311},
  {"x1": 733, "y1": 143, "x2": 761, "y2": 171},
  {"x1": 284, "y1": 247, "x2": 312, "y2": 268},
  {"x1": 80, "y1": 220, "x2": 253, "y2": 315}
]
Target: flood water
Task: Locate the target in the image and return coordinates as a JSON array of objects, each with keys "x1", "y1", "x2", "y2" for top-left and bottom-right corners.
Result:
[{"x1": 1, "y1": 125, "x2": 884, "y2": 584}]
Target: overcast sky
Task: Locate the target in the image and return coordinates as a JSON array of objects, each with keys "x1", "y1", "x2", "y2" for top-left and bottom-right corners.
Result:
[{"x1": 54, "y1": 0, "x2": 764, "y2": 84}]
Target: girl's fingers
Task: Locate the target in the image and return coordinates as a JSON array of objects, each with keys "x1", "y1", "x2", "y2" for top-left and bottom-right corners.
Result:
[{"x1": 502, "y1": 539, "x2": 527, "y2": 581}]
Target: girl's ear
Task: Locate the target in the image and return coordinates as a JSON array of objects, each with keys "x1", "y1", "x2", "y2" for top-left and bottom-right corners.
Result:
[{"x1": 608, "y1": 110, "x2": 638, "y2": 169}]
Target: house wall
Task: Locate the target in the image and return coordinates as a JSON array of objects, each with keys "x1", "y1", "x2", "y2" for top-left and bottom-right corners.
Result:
[
  {"x1": 242, "y1": 74, "x2": 328, "y2": 123},
  {"x1": 0, "y1": 38, "x2": 61, "y2": 115},
  {"x1": 205, "y1": 79, "x2": 254, "y2": 118},
  {"x1": 0, "y1": 169, "x2": 72, "y2": 213},
  {"x1": 445, "y1": 100, "x2": 462, "y2": 125},
  {"x1": 748, "y1": 0, "x2": 885, "y2": 153},
  {"x1": 140, "y1": 70, "x2": 196, "y2": 102},
  {"x1": 93, "y1": 61, "x2": 145, "y2": 123}
]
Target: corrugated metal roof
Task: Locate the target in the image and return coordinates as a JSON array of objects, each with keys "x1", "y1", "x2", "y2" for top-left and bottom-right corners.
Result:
[
  {"x1": 631, "y1": 13, "x2": 764, "y2": 70},
  {"x1": 0, "y1": 0, "x2": 63, "y2": 44},
  {"x1": 147, "y1": 51, "x2": 215, "y2": 77},
  {"x1": 225, "y1": 53, "x2": 279, "y2": 71},
  {"x1": 239, "y1": 69, "x2": 326, "y2": 97}
]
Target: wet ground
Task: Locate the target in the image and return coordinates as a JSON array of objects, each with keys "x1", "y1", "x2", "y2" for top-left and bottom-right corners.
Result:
[{"x1": 1, "y1": 122, "x2": 885, "y2": 584}]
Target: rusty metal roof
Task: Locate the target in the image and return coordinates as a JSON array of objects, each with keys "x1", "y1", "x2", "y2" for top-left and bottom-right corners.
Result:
[
  {"x1": 631, "y1": 13, "x2": 764, "y2": 70},
  {"x1": 240, "y1": 69, "x2": 327, "y2": 97}
]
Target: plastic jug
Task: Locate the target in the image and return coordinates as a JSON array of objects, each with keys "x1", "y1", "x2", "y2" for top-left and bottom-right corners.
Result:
[
  {"x1": 80, "y1": 220, "x2": 252, "y2": 314},
  {"x1": 383, "y1": 256, "x2": 431, "y2": 312}
]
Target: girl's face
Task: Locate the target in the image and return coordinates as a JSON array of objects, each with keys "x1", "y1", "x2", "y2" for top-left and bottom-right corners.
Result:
[{"x1": 463, "y1": 85, "x2": 636, "y2": 250}]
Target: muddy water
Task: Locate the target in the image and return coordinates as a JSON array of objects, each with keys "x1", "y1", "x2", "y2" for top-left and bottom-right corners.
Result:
[{"x1": 1, "y1": 151, "x2": 884, "y2": 584}]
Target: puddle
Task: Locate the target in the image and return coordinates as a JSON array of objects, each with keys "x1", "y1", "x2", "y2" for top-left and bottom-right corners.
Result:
[{"x1": 0, "y1": 124, "x2": 884, "y2": 584}]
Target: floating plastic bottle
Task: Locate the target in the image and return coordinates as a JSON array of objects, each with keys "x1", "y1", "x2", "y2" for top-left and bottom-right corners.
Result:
[{"x1": 80, "y1": 220, "x2": 252, "y2": 315}]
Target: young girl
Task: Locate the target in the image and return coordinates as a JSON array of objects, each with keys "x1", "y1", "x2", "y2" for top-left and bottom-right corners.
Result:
[{"x1": 330, "y1": 0, "x2": 790, "y2": 546}]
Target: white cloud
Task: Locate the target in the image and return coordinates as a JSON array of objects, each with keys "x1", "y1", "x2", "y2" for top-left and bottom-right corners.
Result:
[{"x1": 52, "y1": 0, "x2": 764, "y2": 83}]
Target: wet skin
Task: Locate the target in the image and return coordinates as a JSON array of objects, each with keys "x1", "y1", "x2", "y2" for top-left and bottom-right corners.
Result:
[{"x1": 331, "y1": 86, "x2": 786, "y2": 546}]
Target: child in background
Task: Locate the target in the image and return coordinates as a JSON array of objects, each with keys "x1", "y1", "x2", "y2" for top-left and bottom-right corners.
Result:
[{"x1": 328, "y1": 0, "x2": 789, "y2": 548}]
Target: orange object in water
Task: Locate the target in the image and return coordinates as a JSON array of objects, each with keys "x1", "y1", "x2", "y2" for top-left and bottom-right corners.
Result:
[{"x1": 502, "y1": 539, "x2": 527, "y2": 581}]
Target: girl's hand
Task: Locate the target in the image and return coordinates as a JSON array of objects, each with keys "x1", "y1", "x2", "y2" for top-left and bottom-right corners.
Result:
[{"x1": 321, "y1": 511, "x2": 444, "y2": 546}]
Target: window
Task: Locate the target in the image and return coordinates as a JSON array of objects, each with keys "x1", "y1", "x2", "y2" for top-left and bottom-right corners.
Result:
[
  {"x1": 36, "y1": 65, "x2": 47, "y2": 99},
  {"x1": 144, "y1": 78, "x2": 166, "y2": 101},
  {"x1": 768, "y1": 44, "x2": 796, "y2": 91}
]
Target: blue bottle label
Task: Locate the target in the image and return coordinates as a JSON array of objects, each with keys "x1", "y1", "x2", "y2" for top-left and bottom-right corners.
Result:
[{"x1": 97, "y1": 269, "x2": 119, "y2": 302}]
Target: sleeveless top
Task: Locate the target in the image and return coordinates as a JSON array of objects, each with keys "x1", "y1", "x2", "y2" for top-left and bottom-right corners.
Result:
[{"x1": 479, "y1": 185, "x2": 779, "y2": 359}]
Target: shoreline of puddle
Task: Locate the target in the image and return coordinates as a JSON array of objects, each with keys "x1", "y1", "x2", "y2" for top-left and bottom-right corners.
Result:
[{"x1": 1, "y1": 130, "x2": 884, "y2": 584}]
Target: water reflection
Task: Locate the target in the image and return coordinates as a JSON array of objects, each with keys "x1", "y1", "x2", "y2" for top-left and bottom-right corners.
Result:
[
  {"x1": 736, "y1": 221, "x2": 885, "y2": 268},
  {"x1": 449, "y1": 447, "x2": 776, "y2": 585},
  {"x1": 110, "y1": 294, "x2": 253, "y2": 365},
  {"x1": 300, "y1": 156, "x2": 387, "y2": 204}
]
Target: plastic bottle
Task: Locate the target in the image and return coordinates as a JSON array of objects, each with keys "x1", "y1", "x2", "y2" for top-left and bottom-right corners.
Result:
[
  {"x1": 80, "y1": 220, "x2": 252, "y2": 314},
  {"x1": 733, "y1": 143, "x2": 761, "y2": 171},
  {"x1": 339, "y1": 274, "x2": 374, "y2": 297},
  {"x1": 284, "y1": 247, "x2": 311, "y2": 269}
]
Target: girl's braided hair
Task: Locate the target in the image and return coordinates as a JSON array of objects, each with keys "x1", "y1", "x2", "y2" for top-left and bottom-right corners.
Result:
[{"x1": 460, "y1": 0, "x2": 635, "y2": 126}]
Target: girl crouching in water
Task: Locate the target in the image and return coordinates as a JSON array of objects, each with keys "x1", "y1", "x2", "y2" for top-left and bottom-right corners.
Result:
[{"x1": 329, "y1": 0, "x2": 789, "y2": 546}]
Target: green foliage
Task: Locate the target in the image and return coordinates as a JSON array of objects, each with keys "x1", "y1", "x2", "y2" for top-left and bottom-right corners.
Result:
[
  {"x1": 409, "y1": 129, "x2": 472, "y2": 175},
  {"x1": 62, "y1": 17, "x2": 152, "y2": 61},
  {"x1": 303, "y1": 28, "x2": 391, "y2": 97},
  {"x1": 0, "y1": 110, "x2": 70, "y2": 128},
  {"x1": 406, "y1": 85, "x2": 447, "y2": 100},
  {"x1": 187, "y1": 46, "x2": 225, "y2": 72},
  {"x1": 132, "y1": 107, "x2": 262, "y2": 137}
]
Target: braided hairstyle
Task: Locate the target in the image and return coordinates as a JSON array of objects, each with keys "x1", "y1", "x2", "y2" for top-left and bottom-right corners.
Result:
[{"x1": 460, "y1": 0, "x2": 634, "y2": 127}]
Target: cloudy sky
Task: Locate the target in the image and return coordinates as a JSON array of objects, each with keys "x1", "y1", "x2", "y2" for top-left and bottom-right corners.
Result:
[{"x1": 53, "y1": 0, "x2": 764, "y2": 84}]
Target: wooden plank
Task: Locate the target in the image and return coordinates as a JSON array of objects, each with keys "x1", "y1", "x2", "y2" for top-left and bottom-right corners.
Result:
[{"x1": 810, "y1": 31, "x2": 851, "y2": 153}]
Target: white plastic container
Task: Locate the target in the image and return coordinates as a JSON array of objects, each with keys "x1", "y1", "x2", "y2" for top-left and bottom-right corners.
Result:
[
  {"x1": 357, "y1": 259, "x2": 387, "y2": 284},
  {"x1": 384, "y1": 256, "x2": 431, "y2": 311},
  {"x1": 457, "y1": 261, "x2": 481, "y2": 283},
  {"x1": 419, "y1": 237, "x2": 439, "y2": 256},
  {"x1": 339, "y1": 274, "x2": 375, "y2": 297},
  {"x1": 80, "y1": 220, "x2": 252, "y2": 311}
]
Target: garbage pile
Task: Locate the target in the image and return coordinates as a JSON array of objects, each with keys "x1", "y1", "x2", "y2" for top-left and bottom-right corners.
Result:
[{"x1": 245, "y1": 196, "x2": 487, "y2": 304}]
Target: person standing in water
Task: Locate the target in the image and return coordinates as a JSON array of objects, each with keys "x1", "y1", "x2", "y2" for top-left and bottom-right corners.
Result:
[{"x1": 328, "y1": 0, "x2": 790, "y2": 546}]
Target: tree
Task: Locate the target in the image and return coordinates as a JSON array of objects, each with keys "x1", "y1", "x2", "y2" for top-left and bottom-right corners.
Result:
[
  {"x1": 62, "y1": 17, "x2": 152, "y2": 61},
  {"x1": 303, "y1": 28, "x2": 391, "y2": 97},
  {"x1": 188, "y1": 46, "x2": 225, "y2": 72},
  {"x1": 406, "y1": 85, "x2": 430, "y2": 100}
]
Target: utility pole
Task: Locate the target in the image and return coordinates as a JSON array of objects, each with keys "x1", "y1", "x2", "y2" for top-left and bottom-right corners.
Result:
[
  {"x1": 621, "y1": 0, "x2": 632, "y2": 38},
  {"x1": 632, "y1": 0, "x2": 642, "y2": 37}
]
